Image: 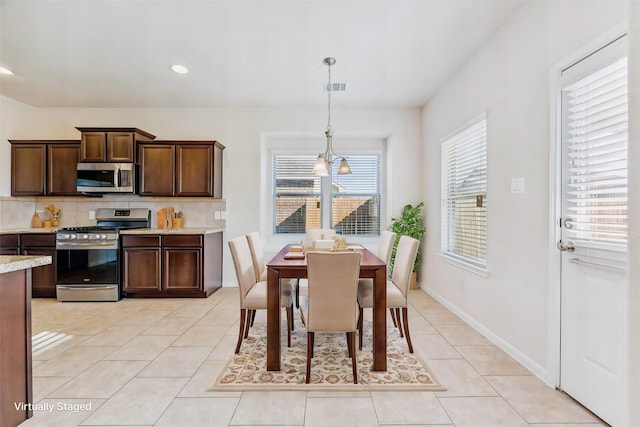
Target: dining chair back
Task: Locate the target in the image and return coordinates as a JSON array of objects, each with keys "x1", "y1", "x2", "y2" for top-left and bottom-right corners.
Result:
[
  {"x1": 246, "y1": 231, "x2": 299, "y2": 308},
  {"x1": 229, "y1": 235, "x2": 293, "y2": 353},
  {"x1": 357, "y1": 235, "x2": 419, "y2": 353},
  {"x1": 301, "y1": 251, "x2": 361, "y2": 383},
  {"x1": 378, "y1": 230, "x2": 397, "y2": 266}
]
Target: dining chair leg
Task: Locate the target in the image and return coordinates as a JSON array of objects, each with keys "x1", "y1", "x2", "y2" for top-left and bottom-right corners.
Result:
[
  {"x1": 347, "y1": 331, "x2": 358, "y2": 384},
  {"x1": 346, "y1": 333, "x2": 352, "y2": 357},
  {"x1": 243, "y1": 310, "x2": 253, "y2": 338},
  {"x1": 235, "y1": 308, "x2": 247, "y2": 354},
  {"x1": 286, "y1": 306, "x2": 292, "y2": 347},
  {"x1": 401, "y1": 307, "x2": 414, "y2": 353},
  {"x1": 290, "y1": 302, "x2": 295, "y2": 331},
  {"x1": 395, "y1": 308, "x2": 404, "y2": 337},
  {"x1": 306, "y1": 332, "x2": 314, "y2": 384},
  {"x1": 358, "y1": 306, "x2": 364, "y2": 350},
  {"x1": 390, "y1": 308, "x2": 398, "y2": 328},
  {"x1": 295, "y1": 280, "x2": 300, "y2": 309},
  {"x1": 250, "y1": 309, "x2": 257, "y2": 327}
]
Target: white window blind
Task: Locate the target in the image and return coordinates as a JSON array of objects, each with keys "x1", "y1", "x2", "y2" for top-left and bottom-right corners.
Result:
[
  {"x1": 331, "y1": 155, "x2": 381, "y2": 235},
  {"x1": 273, "y1": 155, "x2": 322, "y2": 234},
  {"x1": 441, "y1": 118, "x2": 487, "y2": 268},
  {"x1": 562, "y1": 57, "x2": 628, "y2": 250}
]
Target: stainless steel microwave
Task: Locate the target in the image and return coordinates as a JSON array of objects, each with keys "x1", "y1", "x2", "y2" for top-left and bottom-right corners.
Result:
[{"x1": 77, "y1": 163, "x2": 136, "y2": 193}]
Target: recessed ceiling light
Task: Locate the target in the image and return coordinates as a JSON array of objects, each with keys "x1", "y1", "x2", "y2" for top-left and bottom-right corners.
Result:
[
  {"x1": 0, "y1": 66, "x2": 14, "y2": 75},
  {"x1": 170, "y1": 64, "x2": 188, "y2": 74}
]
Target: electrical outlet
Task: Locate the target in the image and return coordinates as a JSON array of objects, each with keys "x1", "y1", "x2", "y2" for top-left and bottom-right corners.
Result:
[
  {"x1": 89, "y1": 210, "x2": 96, "y2": 220},
  {"x1": 214, "y1": 211, "x2": 221, "y2": 220},
  {"x1": 220, "y1": 211, "x2": 227, "y2": 220}
]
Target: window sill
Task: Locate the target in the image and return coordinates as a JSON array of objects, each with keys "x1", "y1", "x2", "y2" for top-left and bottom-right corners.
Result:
[{"x1": 439, "y1": 253, "x2": 490, "y2": 278}]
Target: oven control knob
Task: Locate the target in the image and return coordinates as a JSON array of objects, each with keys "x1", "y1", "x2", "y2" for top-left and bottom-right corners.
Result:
[
  {"x1": 81, "y1": 234, "x2": 89, "y2": 239},
  {"x1": 70, "y1": 234, "x2": 77, "y2": 239},
  {"x1": 58, "y1": 233, "x2": 69, "y2": 240},
  {"x1": 101, "y1": 234, "x2": 108, "y2": 239}
]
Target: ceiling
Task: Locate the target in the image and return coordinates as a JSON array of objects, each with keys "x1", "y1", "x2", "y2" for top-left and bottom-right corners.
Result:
[{"x1": 0, "y1": 0, "x2": 523, "y2": 109}]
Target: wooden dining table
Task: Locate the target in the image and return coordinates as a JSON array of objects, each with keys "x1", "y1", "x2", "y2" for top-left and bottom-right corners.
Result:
[{"x1": 266, "y1": 244, "x2": 388, "y2": 371}]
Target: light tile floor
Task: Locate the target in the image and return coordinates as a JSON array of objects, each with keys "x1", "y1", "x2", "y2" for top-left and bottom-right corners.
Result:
[{"x1": 22, "y1": 287, "x2": 607, "y2": 427}]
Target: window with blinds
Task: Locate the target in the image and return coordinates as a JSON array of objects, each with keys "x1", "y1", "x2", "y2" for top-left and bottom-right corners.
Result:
[
  {"x1": 562, "y1": 57, "x2": 628, "y2": 250},
  {"x1": 331, "y1": 155, "x2": 381, "y2": 235},
  {"x1": 272, "y1": 153, "x2": 382, "y2": 236},
  {"x1": 441, "y1": 118, "x2": 487, "y2": 268},
  {"x1": 273, "y1": 155, "x2": 322, "y2": 233}
]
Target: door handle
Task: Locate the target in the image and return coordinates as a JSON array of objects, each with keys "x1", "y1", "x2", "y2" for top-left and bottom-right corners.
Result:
[{"x1": 557, "y1": 241, "x2": 575, "y2": 252}]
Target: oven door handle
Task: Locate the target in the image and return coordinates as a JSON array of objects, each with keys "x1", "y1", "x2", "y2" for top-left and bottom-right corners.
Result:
[
  {"x1": 56, "y1": 242, "x2": 118, "y2": 247},
  {"x1": 57, "y1": 285, "x2": 118, "y2": 291}
]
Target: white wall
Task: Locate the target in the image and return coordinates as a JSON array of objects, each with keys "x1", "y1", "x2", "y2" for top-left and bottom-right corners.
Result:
[
  {"x1": 421, "y1": 0, "x2": 629, "y2": 382},
  {"x1": 0, "y1": 103, "x2": 422, "y2": 285},
  {"x1": 0, "y1": 96, "x2": 38, "y2": 195}
]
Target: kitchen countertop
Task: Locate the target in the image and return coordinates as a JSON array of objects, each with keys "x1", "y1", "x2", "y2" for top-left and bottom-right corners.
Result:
[
  {"x1": 0, "y1": 255, "x2": 52, "y2": 274},
  {"x1": 0, "y1": 228, "x2": 58, "y2": 234},
  {"x1": 120, "y1": 227, "x2": 225, "y2": 235}
]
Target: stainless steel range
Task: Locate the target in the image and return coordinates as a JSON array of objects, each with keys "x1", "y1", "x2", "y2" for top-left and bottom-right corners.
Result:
[{"x1": 56, "y1": 208, "x2": 150, "y2": 302}]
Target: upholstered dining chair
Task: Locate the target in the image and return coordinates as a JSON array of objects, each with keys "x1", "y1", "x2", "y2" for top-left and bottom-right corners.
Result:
[
  {"x1": 306, "y1": 228, "x2": 336, "y2": 242},
  {"x1": 357, "y1": 230, "x2": 398, "y2": 327},
  {"x1": 300, "y1": 251, "x2": 361, "y2": 384},
  {"x1": 228, "y1": 236, "x2": 293, "y2": 354},
  {"x1": 246, "y1": 231, "x2": 299, "y2": 311},
  {"x1": 357, "y1": 235, "x2": 419, "y2": 353}
]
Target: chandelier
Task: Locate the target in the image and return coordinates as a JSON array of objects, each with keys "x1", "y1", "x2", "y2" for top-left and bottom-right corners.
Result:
[{"x1": 312, "y1": 57, "x2": 351, "y2": 176}]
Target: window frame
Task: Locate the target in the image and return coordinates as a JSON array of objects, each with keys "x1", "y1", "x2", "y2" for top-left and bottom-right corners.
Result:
[
  {"x1": 270, "y1": 148, "x2": 384, "y2": 240},
  {"x1": 439, "y1": 114, "x2": 489, "y2": 276}
]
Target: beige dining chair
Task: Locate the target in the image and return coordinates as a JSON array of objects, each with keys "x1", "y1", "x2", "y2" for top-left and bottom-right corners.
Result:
[
  {"x1": 357, "y1": 230, "x2": 398, "y2": 326},
  {"x1": 228, "y1": 235, "x2": 293, "y2": 354},
  {"x1": 357, "y1": 235, "x2": 419, "y2": 353},
  {"x1": 246, "y1": 231, "x2": 299, "y2": 312},
  {"x1": 300, "y1": 251, "x2": 361, "y2": 384}
]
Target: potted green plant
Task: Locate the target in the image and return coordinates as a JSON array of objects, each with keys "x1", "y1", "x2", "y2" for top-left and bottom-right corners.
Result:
[{"x1": 389, "y1": 202, "x2": 425, "y2": 289}]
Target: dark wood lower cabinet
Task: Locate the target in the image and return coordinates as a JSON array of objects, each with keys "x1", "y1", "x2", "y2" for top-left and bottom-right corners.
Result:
[
  {"x1": 21, "y1": 234, "x2": 57, "y2": 298},
  {"x1": 122, "y1": 233, "x2": 222, "y2": 298},
  {"x1": 0, "y1": 268, "x2": 33, "y2": 426}
]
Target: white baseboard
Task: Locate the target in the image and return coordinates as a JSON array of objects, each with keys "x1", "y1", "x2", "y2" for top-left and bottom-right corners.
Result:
[{"x1": 418, "y1": 283, "x2": 553, "y2": 386}]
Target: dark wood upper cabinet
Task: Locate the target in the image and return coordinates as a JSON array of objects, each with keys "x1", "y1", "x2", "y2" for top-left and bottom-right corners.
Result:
[
  {"x1": 176, "y1": 144, "x2": 212, "y2": 196},
  {"x1": 10, "y1": 140, "x2": 80, "y2": 196},
  {"x1": 138, "y1": 144, "x2": 175, "y2": 196},
  {"x1": 48, "y1": 143, "x2": 80, "y2": 195},
  {"x1": 76, "y1": 127, "x2": 156, "y2": 163},
  {"x1": 11, "y1": 143, "x2": 46, "y2": 196},
  {"x1": 139, "y1": 141, "x2": 224, "y2": 198}
]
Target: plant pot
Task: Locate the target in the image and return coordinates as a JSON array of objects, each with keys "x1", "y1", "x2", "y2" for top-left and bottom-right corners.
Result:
[{"x1": 409, "y1": 271, "x2": 417, "y2": 289}]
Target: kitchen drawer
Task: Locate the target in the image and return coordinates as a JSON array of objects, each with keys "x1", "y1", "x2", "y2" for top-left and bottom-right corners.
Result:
[
  {"x1": 163, "y1": 235, "x2": 202, "y2": 247},
  {"x1": 122, "y1": 235, "x2": 161, "y2": 247},
  {"x1": 21, "y1": 233, "x2": 55, "y2": 247},
  {"x1": 0, "y1": 234, "x2": 20, "y2": 247}
]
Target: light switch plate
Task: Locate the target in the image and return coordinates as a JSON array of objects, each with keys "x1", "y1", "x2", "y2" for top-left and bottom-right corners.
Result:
[
  {"x1": 89, "y1": 210, "x2": 96, "y2": 219},
  {"x1": 214, "y1": 211, "x2": 221, "y2": 220},
  {"x1": 511, "y1": 177, "x2": 525, "y2": 194},
  {"x1": 220, "y1": 211, "x2": 227, "y2": 220}
]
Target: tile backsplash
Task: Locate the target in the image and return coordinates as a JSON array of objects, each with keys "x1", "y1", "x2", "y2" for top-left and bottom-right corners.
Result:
[{"x1": 0, "y1": 196, "x2": 226, "y2": 229}]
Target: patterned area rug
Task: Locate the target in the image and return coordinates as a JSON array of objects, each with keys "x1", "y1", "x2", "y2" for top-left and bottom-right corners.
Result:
[{"x1": 212, "y1": 313, "x2": 445, "y2": 391}]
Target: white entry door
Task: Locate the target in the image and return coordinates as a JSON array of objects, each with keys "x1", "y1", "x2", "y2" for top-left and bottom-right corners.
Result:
[{"x1": 558, "y1": 36, "x2": 628, "y2": 427}]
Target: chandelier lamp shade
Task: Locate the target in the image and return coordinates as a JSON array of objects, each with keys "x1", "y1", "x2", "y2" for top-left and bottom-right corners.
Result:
[{"x1": 313, "y1": 57, "x2": 352, "y2": 176}]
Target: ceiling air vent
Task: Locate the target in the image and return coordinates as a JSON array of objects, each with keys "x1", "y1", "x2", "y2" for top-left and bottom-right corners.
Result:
[{"x1": 325, "y1": 82, "x2": 347, "y2": 92}]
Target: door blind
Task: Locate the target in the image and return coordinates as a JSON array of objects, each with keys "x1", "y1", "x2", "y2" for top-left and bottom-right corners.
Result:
[
  {"x1": 441, "y1": 118, "x2": 487, "y2": 267},
  {"x1": 562, "y1": 57, "x2": 628, "y2": 250}
]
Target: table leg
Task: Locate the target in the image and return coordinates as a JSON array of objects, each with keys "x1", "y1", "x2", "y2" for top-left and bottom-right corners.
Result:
[
  {"x1": 372, "y1": 265, "x2": 387, "y2": 371},
  {"x1": 266, "y1": 267, "x2": 281, "y2": 371}
]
